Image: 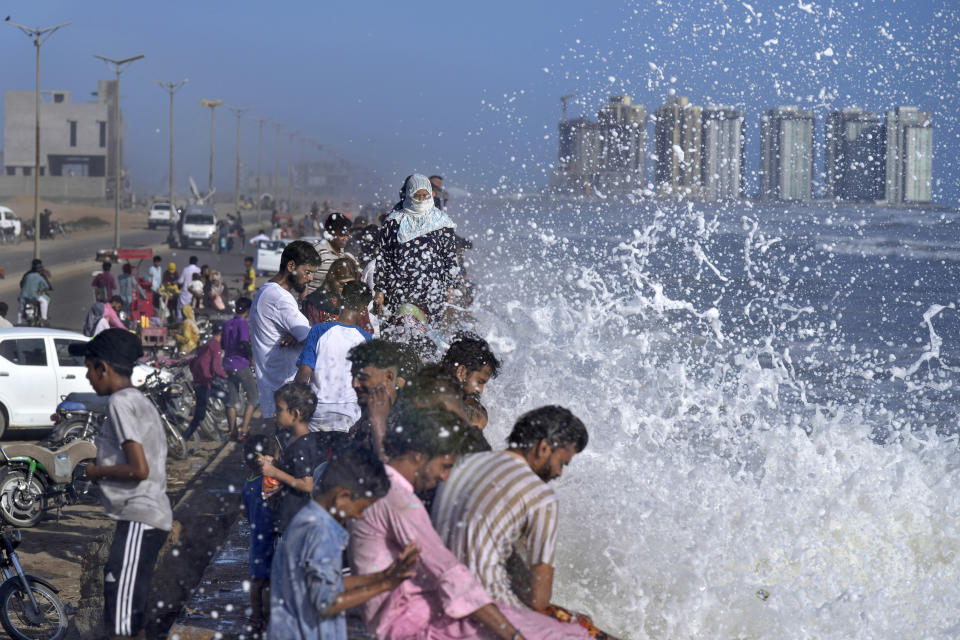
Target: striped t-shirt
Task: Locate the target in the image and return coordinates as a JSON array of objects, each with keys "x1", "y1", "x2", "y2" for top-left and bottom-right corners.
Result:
[{"x1": 431, "y1": 451, "x2": 558, "y2": 608}]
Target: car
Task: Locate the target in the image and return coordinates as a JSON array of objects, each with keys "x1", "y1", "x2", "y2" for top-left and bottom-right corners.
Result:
[
  {"x1": 0, "y1": 327, "x2": 162, "y2": 436},
  {"x1": 147, "y1": 202, "x2": 176, "y2": 229},
  {"x1": 0, "y1": 206, "x2": 22, "y2": 243},
  {"x1": 254, "y1": 238, "x2": 289, "y2": 276},
  {"x1": 173, "y1": 204, "x2": 217, "y2": 249}
]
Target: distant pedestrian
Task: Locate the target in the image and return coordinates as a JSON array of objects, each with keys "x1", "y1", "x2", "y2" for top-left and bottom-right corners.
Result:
[
  {"x1": 148, "y1": 255, "x2": 164, "y2": 308},
  {"x1": 249, "y1": 229, "x2": 269, "y2": 246},
  {"x1": 70, "y1": 329, "x2": 173, "y2": 640},
  {"x1": 242, "y1": 256, "x2": 256, "y2": 295},
  {"x1": 183, "y1": 320, "x2": 227, "y2": 445},
  {"x1": 178, "y1": 256, "x2": 200, "y2": 290},
  {"x1": 117, "y1": 263, "x2": 143, "y2": 311},
  {"x1": 92, "y1": 261, "x2": 118, "y2": 302},
  {"x1": 223, "y1": 297, "x2": 259, "y2": 441}
]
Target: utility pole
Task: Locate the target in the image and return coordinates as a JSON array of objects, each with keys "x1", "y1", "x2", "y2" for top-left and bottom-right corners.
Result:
[
  {"x1": 273, "y1": 122, "x2": 286, "y2": 211},
  {"x1": 154, "y1": 79, "x2": 189, "y2": 222},
  {"x1": 199, "y1": 98, "x2": 223, "y2": 196},
  {"x1": 254, "y1": 117, "x2": 270, "y2": 225},
  {"x1": 227, "y1": 106, "x2": 251, "y2": 216},
  {"x1": 94, "y1": 53, "x2": 144, "y2": 252},
  {"x1": 7, "y1": 20, "x2": 70, "y2": 260},
  {"x1": 287, "y1": 131, "x2": 297, "y2": 210}
]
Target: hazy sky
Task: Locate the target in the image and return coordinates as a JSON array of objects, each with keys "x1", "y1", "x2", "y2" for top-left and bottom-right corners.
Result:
[{"x1": 1, "y1": 0, "x2": 957, "y2": 202}]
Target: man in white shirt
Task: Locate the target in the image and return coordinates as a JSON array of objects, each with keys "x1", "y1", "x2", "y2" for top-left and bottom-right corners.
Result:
[
  {"x1": 249, "y1": 240, "x2": 320, "y2": 418},
  {"x1": 178, "y1": 255, "x2": 201, "y2": 289},
  {"x1": 248, "y1": 229, "x2": 270, "y2": 245}
]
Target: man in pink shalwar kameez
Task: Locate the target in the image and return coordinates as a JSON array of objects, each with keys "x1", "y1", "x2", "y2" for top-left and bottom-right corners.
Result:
[{"x1": 349, "y1": 407, "x2": 590, "y2": 640}]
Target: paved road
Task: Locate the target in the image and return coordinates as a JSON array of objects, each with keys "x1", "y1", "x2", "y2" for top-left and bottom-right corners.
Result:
[{"x1": 1, "y1": 206, "x2": 267, "y2": 329}]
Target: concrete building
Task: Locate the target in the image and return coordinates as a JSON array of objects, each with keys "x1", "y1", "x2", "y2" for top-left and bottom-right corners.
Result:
[
  {"x1": 654, "y1": 96, "x2": 702, "y2": 197},
  {"x1": 554, "y1": 116, "x2": 600, "y2": 193},
  {"x1": 825, "y1": 108, "x2": 885, "y2": 202},
  {"x1": 885, "y1": 106, "x2": 932, "y2": 204},
  {"x1": 0, "y1": 80, "x2": 119, "y2": 200},
  {"x1": 594, "y1": 95, "x2": 646, "y2": 193},
  {"x1": 760, "y1": 106, "x2": 814, "y2": 202},
  {"x1": 700, "y1": 106, "x2": 745, "y2": 201}
]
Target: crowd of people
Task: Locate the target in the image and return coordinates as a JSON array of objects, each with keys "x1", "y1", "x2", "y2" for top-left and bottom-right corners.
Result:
[{"x1": 64, "y1": 172, "x2": 613, "y2": 640}]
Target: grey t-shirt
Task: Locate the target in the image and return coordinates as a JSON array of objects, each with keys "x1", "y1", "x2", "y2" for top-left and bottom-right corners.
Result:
[{"x1": 95, "y1": 387, "x2": 173, "y2": 531}]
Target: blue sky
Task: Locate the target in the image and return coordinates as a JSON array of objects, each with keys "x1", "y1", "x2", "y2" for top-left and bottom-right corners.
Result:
[{"x1": 1, "y1": 0, "x2": 957, "y2": 202}]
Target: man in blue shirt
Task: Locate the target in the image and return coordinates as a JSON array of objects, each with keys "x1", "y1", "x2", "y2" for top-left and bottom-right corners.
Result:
[
  {"x1": 147, "y1": 255, "x2": 164, "y2": 308},
  {"x1": 269, "y1": 445, "x2": 418, "y2": 640},
  {"x1": 18, "y1": 259, "x2": 51, "y2": 323}
]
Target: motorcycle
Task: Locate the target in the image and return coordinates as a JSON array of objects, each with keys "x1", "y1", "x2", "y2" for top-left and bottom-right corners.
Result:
[
  {"x1": 140, "y1": 370, "x2": 190, "y2": 459},
  {"x1": 19, "y1": 300, "x2": 42, "y2": 328},
  {"x1": 0, "y1": 440, "x2": 97, "y2": 528},
  {"x1": 0, "y1": 524, "x2": 68, "y2": 639},
  {"x1": 40, "y1": 394, "x2": 108, "y2": 449}
]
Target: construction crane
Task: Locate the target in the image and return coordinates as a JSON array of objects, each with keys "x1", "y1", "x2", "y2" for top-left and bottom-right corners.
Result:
[{"x1": 560, "y1": 93, "x2": 578, "y2": 122}]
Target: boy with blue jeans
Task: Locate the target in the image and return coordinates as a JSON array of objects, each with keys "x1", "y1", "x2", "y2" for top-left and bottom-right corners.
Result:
[
  {"x1": 242, "y1": 435, "x2": 275, "y2": 634},
  {"x1": 70, "y1": 329, "x2": 173, "y2": 639},
  {"x1": 269, "y1": 444, "x2": 418, "y2": 640}
]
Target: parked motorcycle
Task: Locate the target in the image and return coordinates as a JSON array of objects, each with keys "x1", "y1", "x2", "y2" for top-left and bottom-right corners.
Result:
[
  {"x1": 0, "y1": 440, "x2": 97, "y2": 528},
  {"x1": 40, "y1": 393, "x2": 109, "y2": 449},
  {"x1": 141, "y1": 370, "x2": 190, "y2": 459},
  {"x1": 0, "y1": 524, "x2": 68, "y2": 639}
]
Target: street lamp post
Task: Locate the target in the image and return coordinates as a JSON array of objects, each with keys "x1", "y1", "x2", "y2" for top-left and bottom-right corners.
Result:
[
  {"x1": 93, "y1": 53, "x2": 145, "y2": 252},
  {"x1": 254, "y1": 117, "x2": 270, "y2": 225},
  {"x1": 199, "y1": 99, "x2": 223, "y2": 196},
  {"x1": 155, "y1": 79, "x2": 189, "y2": 224},
  {"x1": 227, "y1": 106, "x2": 251, "y2": 216},
  {"x1": 287, "y1": 131, "x2": 297, "y2": 210},
  {"x1": 272, "y1": 122, "x2": 286, "y2": 212},
  {"x1": 7, "y1": 20, "x2": 70, "y2": 260}
]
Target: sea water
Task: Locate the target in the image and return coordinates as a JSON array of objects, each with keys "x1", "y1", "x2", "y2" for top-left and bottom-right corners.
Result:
[{"x1": 457, "y1": 197, "x2": 960, "y2": 639}]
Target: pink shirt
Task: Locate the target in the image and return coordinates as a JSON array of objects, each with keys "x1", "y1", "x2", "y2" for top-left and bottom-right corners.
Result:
[
  {"x1": 350, "y1": 465, "x2": 491, "y2": 636},
  {"x1": 349, "y1": 466, "x2": 590, "y2": 640},
  {"x1": 102, "y1": 304, "x2": 125, "y2": 330}
]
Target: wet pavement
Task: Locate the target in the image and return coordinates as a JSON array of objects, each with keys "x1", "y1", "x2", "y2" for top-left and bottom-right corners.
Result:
[{"x1": 167, "y1": 514, "x2": 256, "y2": 640}]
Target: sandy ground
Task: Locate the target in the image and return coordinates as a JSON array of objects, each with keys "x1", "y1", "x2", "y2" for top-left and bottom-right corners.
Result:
[{"x1": 0, "y1": 195, "x2": 128, "y2": 225}]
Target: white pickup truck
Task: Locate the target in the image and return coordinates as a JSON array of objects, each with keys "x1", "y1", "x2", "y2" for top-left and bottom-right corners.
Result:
[
  {"x1": 147, "y1": 202, "x2": 176, "y2": 229},
  {"x1": 0, "y1": 206, "x2": 22, "y2": 243}
]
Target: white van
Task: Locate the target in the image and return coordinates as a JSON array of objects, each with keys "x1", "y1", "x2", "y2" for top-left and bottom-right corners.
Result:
[{"x1": 178, "y1": 204, "x2": 217, "y2": 249}]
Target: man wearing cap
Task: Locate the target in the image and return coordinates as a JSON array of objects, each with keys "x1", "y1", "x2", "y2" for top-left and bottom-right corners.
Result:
[
  {"x1": 70, "y1": 329, "x2": 172, "y2": 639},
  {"x1": 307, "y1": 212, "x2": 357, "y2": 295}
]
